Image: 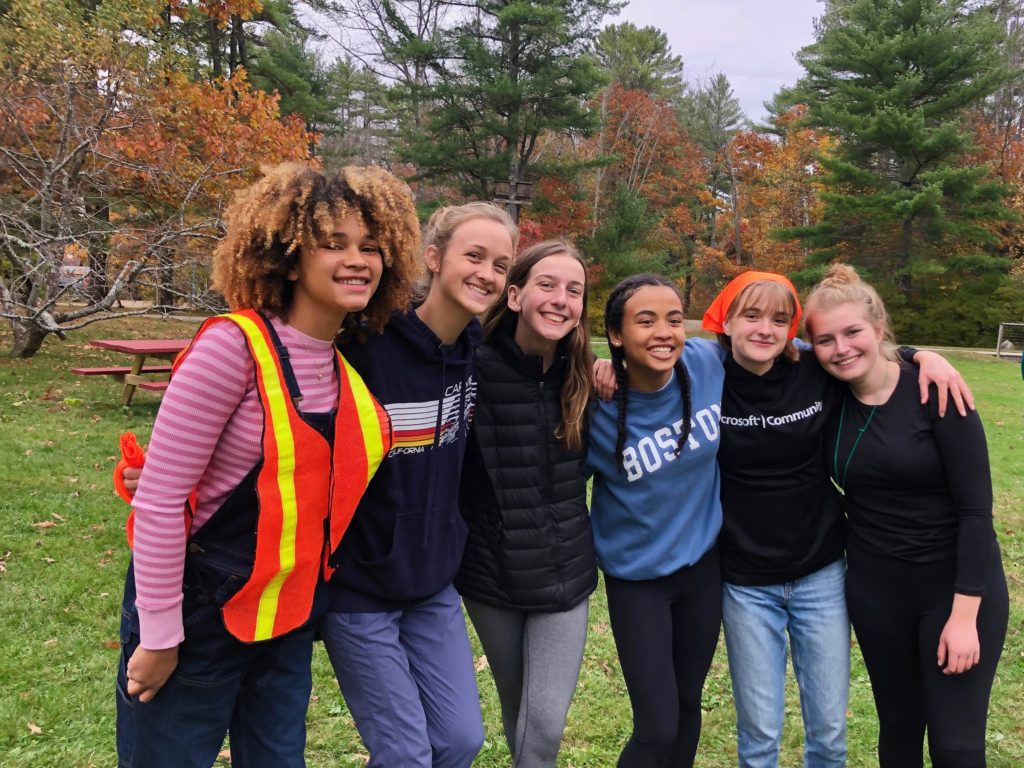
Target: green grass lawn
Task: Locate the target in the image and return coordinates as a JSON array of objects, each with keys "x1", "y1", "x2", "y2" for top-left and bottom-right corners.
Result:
[{"x1": 1, "y1": 317, "x2": 1021, "y2": 766}]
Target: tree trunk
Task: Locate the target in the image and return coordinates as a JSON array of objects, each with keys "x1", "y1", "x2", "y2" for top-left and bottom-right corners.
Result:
[
  {"x1": 155, "y1": 251, "x2": 176, "y2": 311},
  {"x1": 727, "y1": 146, "x2": 743, "y2": 265},
  {"x1": 900, "y1": 217, "x2": 914, "y2": 299},
  {"x1": 8, "y1": 319, "x2": 49, "y2": 358},
  {"x1": 208, "y1": 18, "x2": 223, "y2": 79},
  {"x1": 230, "y1": 15, "x2": 247, "y2": 74},
  {"x1": 84, "y1": 194, "x2": 111, "y2": 304},
  {"x1": 682, "y1": 246, "x2": 694, "y2": 316}
]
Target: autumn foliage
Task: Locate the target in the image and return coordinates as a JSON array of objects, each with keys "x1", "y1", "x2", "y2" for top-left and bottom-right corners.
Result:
[
  {"x1": 726, "y1": 106, "x2": 835, "y2": 276},
  {"x1": 0, "y1": 0, "x2": 313, "y2": 356}
]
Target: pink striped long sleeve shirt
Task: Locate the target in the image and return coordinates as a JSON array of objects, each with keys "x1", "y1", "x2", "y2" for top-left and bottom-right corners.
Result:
[{"x1": 130, "y1": 316, "x2": 339, "y2": 649}]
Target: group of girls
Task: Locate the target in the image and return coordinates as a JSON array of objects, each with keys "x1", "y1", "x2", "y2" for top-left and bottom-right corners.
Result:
[{"x1": 114, "y1": 161, "x2": 1007, "y2": 768}]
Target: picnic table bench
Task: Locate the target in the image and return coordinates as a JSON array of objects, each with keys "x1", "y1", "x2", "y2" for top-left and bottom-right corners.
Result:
[
  {"x1": 72, "y1": 365, "x2": 174, "y2": 378},
  {"x1": 81, "y1": 338, "x2": 190, "y2": 405}
]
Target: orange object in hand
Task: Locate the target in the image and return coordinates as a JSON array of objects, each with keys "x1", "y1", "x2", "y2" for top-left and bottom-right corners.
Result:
[
  {"x1": 114, "y1": 432, "x2": 145, "y2": 504},
  {"x1": 117, "y1": 432, "x2": 196, "y2": 549}
]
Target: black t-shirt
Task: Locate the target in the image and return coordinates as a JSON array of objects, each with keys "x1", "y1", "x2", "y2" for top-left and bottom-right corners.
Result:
[
  {"x1": 826, "y1": 364, "x2": 995, "y2": 595},
  {"x1": 717, "y1": 352, "x2": 846, "y2": 585}
]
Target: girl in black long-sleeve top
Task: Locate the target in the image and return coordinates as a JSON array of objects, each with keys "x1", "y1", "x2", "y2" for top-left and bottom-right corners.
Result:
[{"x1": 805, "y1": 265, "x2": 1009, "y2": 768}]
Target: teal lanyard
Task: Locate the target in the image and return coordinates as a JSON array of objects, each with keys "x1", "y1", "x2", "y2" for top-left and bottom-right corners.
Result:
[{"x1": 831, "y1": 396, "x2": 878, "y2": 496}]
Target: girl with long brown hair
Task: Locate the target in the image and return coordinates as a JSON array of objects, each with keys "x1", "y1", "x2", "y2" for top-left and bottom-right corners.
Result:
[{"x1": 455, "y1": 240, "x2": 597, "y2": 768}]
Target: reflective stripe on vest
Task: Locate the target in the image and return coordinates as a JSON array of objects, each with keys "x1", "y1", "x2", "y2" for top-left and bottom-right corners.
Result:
[
  {"x1": 323, "y1": 354, "x2": 390, "y2": 578},
  {"x1": 136, "y1": 310, "x2": 391, "y2": 643},
  {"x1": 223, "y1": 311, "x2": 391, "y2": 641}
]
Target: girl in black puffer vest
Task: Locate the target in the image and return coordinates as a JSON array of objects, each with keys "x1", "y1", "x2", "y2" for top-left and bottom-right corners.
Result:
[{"x1": 456, "y1": 241, "x2": 597, "y2": 768}]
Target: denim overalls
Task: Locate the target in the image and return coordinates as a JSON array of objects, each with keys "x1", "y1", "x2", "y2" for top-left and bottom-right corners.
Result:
[{"x1": 116, "y1": 347, "x2": 335, "y2": 768}]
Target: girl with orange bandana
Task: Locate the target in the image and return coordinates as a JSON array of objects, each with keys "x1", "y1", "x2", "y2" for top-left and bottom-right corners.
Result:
[{"x1": 703, "y1": 271, "x2": 969, "y2": 768}]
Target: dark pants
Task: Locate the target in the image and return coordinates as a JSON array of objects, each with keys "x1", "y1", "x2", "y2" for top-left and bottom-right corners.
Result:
[
  {"x1": 847, "y1": 544, "x2": 1009, "y2": 768},
  {"x1": 116, "y1": 463, "x2": 327, "y2": 768},
  {"x1": 604, "y1": 546, "x2": 722, "y2": 768}
]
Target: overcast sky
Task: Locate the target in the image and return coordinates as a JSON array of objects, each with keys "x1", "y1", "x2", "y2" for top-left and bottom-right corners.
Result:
[{"x1": 613, "y1": 0, "x2": 824, "y2": 122}]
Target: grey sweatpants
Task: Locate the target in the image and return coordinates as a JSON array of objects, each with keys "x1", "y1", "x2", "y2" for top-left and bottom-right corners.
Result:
[{"x1": 463, "y1": 597, "x2": 589, "y2": 768}]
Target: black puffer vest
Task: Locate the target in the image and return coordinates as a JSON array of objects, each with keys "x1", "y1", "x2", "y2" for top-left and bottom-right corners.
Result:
[{"x1": 455, "y1": 332, "x2": 597, "y2": 612}]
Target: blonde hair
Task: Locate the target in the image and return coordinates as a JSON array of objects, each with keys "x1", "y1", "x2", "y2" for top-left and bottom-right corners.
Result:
[
  {"x1": 213, "y1": 163, "x2": 421, "y2": 333},
  {"x1": 416, "y1": 202, "x2": 519, "y2": 300},
  {"x1": 804, "y1": 264, "x2": 897, "y2": 357},
  {"x1": 717, "y1": 280, "x2": 799, "y2": 363}
]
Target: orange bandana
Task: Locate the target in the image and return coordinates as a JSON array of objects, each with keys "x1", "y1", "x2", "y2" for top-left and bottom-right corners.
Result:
[{"x1": 702, "y1": 271, "x2": 802, "y2": 340}]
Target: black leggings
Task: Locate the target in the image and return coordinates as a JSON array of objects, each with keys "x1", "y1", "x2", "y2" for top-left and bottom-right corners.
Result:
[
  {"x1": 604, "y1": 546, "x2": 722, "y2": 768},
  {"x1": 846, "y1": 545, "x2": 1009, "y2": 768}
]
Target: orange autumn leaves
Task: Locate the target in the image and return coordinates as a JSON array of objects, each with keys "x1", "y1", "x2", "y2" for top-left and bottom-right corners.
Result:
[
  {"x1": 1, "y1": 0, "x2": 312, "y2": 275},
  {"x1": 523, "y1": 87, "x2": 835, "y2": 286}
]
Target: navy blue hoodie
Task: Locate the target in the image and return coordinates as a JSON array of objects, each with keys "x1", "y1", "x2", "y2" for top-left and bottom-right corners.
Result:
[{"x1": 329, "y1": 309, "x2": 481, "y2": 612}]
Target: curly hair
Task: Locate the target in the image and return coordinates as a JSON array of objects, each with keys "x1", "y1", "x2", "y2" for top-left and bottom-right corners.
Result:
[{"x1": 213, "y1": 162, "x2": 422, "y2": 333}]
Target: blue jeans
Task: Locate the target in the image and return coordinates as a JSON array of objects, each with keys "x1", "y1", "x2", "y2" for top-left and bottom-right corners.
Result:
[
  {"x1": 115, "y1": 560, "x2": 318, "y2": 768},
  {"x1": 321, "y1": 584, "x2": 484, "y2": 768},
  {"x1": 722, "y1": 558, "x2": 849, "y2": 768}
]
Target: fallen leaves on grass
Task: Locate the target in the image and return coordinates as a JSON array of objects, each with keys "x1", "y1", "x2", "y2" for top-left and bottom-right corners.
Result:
[
  {"x1": 27, "y1": 722, "x2": 42, "y2": 735},
  {"x1": 33, "y1": 521, "x2": 57, "y2": 529},
  {"x1": 475, "y1": 655, "x2": 489, "y2": 672}
]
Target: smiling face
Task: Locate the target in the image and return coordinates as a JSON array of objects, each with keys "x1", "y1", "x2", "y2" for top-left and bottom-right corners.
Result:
[
  {"x1": 608, "y1": 284, "x2": 686, "y2": 391},
  {"x1": 287, "y1": 212, "x2": 383, "y2": 338},
  {"x1": 507, "y1": 252, "x2": 586, "y2": 363},
  {"x1": 424, "y1": 216, "x2": 515, "y2": 321},
  {"x1": 724, "y1": 284, "x2": 795, "y2": 375},
  {"x1": 808, "y1": 300, "x2": 886, "y2": 384}
]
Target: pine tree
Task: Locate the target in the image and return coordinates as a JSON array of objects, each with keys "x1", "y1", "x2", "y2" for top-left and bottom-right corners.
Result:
[
  {"x1": 789, "y1": 0, "x2": 1017, "y2": 299},
  {"x1": 682, "y1": 74, "x2": 746, "y2": 259},
  {"x1": 400, "y1": 0, "x2": 617, "y2": 205},
  {"x1": 595, "y1": 22, "x2": 686, "y2": 104}
]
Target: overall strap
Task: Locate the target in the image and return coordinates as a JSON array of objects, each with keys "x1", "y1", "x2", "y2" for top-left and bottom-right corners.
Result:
[{"x1": 258, "y1": 310, "x2": 304, "y2": 406}]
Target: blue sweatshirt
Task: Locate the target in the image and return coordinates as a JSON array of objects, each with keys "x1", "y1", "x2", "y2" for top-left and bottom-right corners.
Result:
[
  {"x1": 587, "y1": 338, "x2": 724, "y2": 580},
  {"x1": 328, "y1": 309, "x2": 480, "y2": 611}
]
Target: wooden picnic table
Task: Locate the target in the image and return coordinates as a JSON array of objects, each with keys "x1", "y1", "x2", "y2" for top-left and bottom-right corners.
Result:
[{"x1": 84, "y1": 338, "x2": 190, "y2": 405}]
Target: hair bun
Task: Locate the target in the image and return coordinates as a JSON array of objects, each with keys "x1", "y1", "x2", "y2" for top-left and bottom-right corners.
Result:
[{"x1": 822, "y1": 263, "x2": 860, "y2": 286}]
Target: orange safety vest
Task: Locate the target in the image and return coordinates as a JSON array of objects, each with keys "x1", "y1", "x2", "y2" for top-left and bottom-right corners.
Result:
[{"x1": 128, "y1": 310, "x2": 392, "y2": 643}]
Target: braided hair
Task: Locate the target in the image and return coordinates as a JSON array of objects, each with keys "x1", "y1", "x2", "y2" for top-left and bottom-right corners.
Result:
[{"x1": 604, "y1": 274, "x2": 693, "y2": 474}]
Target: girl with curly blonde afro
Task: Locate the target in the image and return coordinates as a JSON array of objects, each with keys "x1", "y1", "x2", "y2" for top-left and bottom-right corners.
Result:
[
  {"x1": 114, "y1": 162, "x2": 420, "y2": 768},
  {"x1": 213, "y1": 162, "x2": 421, "y2": 334}
]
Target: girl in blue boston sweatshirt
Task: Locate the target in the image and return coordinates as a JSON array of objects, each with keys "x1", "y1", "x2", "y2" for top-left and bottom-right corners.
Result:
[
  {"x1": 322, "y1": 202, "x2": 518, "y2": 768},
  {"x1": 587, "y1": 274, "x2": 725, "y2": 768}
]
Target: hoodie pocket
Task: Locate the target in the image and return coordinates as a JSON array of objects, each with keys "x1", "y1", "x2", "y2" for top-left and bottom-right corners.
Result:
[{"x1": 356, "y1": 509, "x2": 466, "y2": 600}]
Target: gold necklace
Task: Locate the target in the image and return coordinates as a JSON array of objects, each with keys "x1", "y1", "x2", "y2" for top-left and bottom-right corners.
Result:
[{"x1": 298, "y1": 338, "x2": 331, "y2": 381}]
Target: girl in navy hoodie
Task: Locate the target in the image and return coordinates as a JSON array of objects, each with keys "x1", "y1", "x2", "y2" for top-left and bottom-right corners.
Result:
[{"x1": 321, "y1": 202, "x2": 518, "y2": 768}]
